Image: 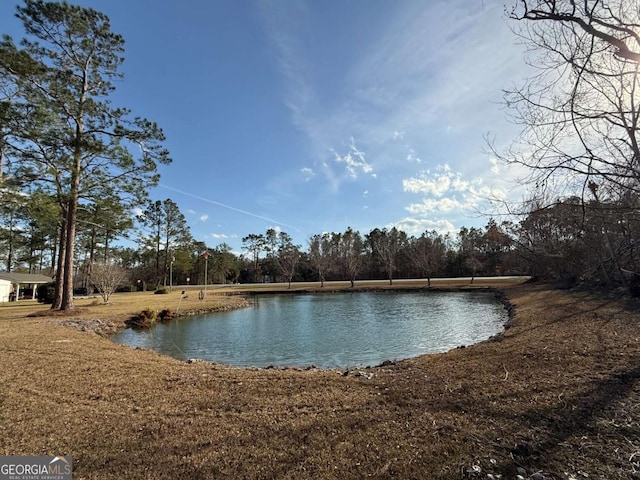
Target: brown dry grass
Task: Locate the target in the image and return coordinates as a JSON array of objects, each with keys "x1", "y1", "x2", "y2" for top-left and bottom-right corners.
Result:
[
  {"x1": 0, "y1": 289, "x2": 246, "y2": 325},
  {"x1": 0, "y1": 282, "x2": 639, "y2": 479}
]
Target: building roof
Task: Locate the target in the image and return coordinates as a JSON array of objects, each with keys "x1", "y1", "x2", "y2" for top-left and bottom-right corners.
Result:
[{"x1": 0, "y1": 272, "x2": 53, "y2": 284}]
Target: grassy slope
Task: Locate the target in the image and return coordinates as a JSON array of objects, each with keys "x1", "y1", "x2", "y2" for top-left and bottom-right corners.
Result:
[{"x1": 0, "y1": 282, "x2": 638, "y2": 479}]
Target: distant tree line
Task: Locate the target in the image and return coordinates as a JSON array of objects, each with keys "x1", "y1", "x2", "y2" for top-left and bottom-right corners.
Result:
[{"x1": 2, "y1": 190, "x2": 638, "y2": 295}]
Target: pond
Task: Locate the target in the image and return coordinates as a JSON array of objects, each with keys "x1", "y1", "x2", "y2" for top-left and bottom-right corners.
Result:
[{"x1": 111, "y1": 291, "x2": 509, "y2": 369}]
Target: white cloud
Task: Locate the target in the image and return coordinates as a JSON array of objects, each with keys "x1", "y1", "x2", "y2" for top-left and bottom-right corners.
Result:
[
  {"x1": 200, "y1": 214, "x2": 209, "y2": 222},
  {"x1": 468, "y1": 183, "x2": 508, "y2": 203},
  {"x1": 211, "y1": 233, "x2": 228, "y2": 239},
  {"x1": 332, "y1": 137, "x2": 373, "y2": 179},
  {"x1": 392, "y1": 217, "x2": 456, "y2": 236},
  {"x1": 403, "y1": 163, "x2": 508, "y2": 209},
  {"x1": 403, "y1": 176, "x2": 449, "y2": 196},
  {"x1": 397, "y1": 160, "x2": 511, "y2": 235},
  {"x1": 257, "y1": 1, "x2": 532, "y2": 235},
  {"x1": 300, "y1": 167, "x2": 315, "y2": 181},
  {"x1": 451, "y1": 176, "x2": 469, "y2": 191},
  {"x1": 406, "y1": 149, "x2": 421, "y2": 163},
  {"x1": 403, "y1": 166, "x2": 469, "y2": 197},
  {"x1": 406, "y1": 197, "x2": 468, "y2": 214},
  {"x1": 489, "y1": 157, "x2": 500, "y2": 174}
]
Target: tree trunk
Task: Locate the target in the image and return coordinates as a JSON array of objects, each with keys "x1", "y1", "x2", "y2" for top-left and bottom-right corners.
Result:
[
  {"x1": 155, "y1": 230, "x2": 162, "y2": 288},
  {"x1": 162, "y1": 236, "x2": 170, "y2": 287},
  {"x1": 60, "y1": 194, "x2": 77, "y2": 310},
  {"x1": 103, "y1": 230, "x2": 110, "y2": 263},
  {"x1": 51, "y1": 215, "x2": 66, "y2": 310},
  {"x1": 60, "y1": 159, "x2": 81, "y2": 310},
  {"x1": 6, "y1": 213, "x2": 13, "y2": 272},
  {"x1": 50, "y1": 229, "x2": 58, "y2": 277}
]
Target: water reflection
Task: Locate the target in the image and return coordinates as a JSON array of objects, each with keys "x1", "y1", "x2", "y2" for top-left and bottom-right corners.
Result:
[{"x1": 111, "y1": 291, "x2": 508, "y2": 369}]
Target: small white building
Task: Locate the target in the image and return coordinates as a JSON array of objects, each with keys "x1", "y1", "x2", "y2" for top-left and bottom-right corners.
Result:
[
  {"x1": 0, "y1": 272, "x2": 53, "y2": 302},
  {"x1": 0, "y1": 278, "x2": 10, "y2": 303}
]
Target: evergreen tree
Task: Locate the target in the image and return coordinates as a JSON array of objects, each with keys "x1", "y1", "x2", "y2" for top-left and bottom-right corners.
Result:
[
  {"x1": 137, "y1": 199, "x2": 191, "y2": 287},
  {"x1": 0, "y1": 1, "x2": 170, "y2": 309}
]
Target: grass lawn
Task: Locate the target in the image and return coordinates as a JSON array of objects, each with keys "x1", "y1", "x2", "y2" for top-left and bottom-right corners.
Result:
[{"x1": 0, "y1": 279, "x2": 638, "y2": 479}]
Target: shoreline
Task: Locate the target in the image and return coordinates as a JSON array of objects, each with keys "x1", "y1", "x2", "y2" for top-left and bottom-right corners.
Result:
[
  {"x1": 47, "y1": 280, "x2": 520, "y2": 338},
  {"x1": 113, "y1": 286, "x2": 518, "y2": 371}
]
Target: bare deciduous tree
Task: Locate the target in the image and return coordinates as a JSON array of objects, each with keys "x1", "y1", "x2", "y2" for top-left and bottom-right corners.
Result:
[
  {"x1": 333, "y1": 228, "x2": 364, "y2": 288},
  {"x1": 276, "y1": 232, "x2": 301, "y2": 289},
  {"x1": 407, "y1": 231, "x2": 445, "y2": 286},
  {"x1": 308, "y1": 233, "x2": 332, "y2": 287},
  {"x1": 90, "y1": 262, "x2": 127, "y2": 304},
  {"x1": 499, "y1": 0, "x2": 640, "y2": 195},
  {"x1": 493, "y1": 0, "x2": 640, "y2": 287}
]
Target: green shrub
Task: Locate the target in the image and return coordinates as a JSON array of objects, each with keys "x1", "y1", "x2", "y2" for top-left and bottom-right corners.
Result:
[{"x1": 154, "y1": 287, "x2": 169, "y2": 294}]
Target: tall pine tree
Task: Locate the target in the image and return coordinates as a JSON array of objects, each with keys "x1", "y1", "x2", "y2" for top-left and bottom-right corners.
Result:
[{"x1": 0, "y1": 1, "x2": 170, "y2": 309}]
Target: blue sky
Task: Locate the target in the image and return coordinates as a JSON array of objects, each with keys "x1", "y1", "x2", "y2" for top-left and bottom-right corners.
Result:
[{"x1": 0, "y1": 0, "x2": 532, "y2": 252}]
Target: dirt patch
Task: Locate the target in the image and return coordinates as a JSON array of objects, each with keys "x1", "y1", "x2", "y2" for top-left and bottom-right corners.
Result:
[{"x1": 0, "y1": 284, "x2": 639, "y2": 479}]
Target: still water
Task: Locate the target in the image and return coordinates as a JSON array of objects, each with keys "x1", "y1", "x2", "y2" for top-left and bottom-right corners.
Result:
[{"x1": 112, "y1": 291, "x2": 508, "y2": 369}]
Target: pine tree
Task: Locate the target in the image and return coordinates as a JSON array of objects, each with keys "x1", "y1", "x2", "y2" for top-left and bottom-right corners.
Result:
[{"x1": 0, "y1": 1, "x2": 170, "y2": 309}]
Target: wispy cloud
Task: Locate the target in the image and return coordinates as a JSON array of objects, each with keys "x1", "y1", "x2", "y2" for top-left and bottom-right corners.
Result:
[
  {"x1": 300, "y1": 167, "x2": 315, "y2": 181},
  {"x1": 257, "y1": 0, "x2": 530, "y2": 234},
  {"x1": 406, "y1": 197, "x2": 468, "y2": 214},
  {"x1": 200, "y1": 214, "x2": 209, "y2": 222},
  {"x1": 257, "y1": 2, "x2": 316, "y2": 137},
  {"x1": 260, "y1": 1, "x2": 523, "y2": 165},
  {"x1": 159, "y1": 184, "x2": 302, "y2": 233},
  {"x1": 345, "y1": 1, "x2": 527, "y2": 139},
  {"x1": 331, "y1": 137, "x2": 373, "y2": 179},
  {"x1": 406, "y1": 149, "x2": 421, "y2": 163}
]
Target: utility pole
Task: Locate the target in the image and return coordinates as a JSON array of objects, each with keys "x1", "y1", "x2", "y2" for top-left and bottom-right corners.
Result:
[
  {"x1": 203, "y1": 250, "x2": 209, "y2": 299},
  {"x1": 169, "y1": 252, "x2": 174, "y2": 292}
]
